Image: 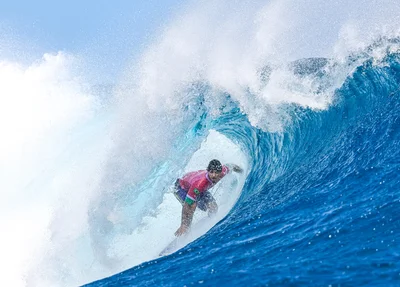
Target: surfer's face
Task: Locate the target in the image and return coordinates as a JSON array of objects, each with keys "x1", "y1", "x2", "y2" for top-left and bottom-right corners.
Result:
[{"x1": 209, "y1": 170, "x2": 223, "y2": 183}]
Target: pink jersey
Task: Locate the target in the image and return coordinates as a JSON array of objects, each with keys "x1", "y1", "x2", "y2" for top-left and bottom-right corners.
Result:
[{"x1": 178, "y1": 165, "x2": 230, "y2": 204}]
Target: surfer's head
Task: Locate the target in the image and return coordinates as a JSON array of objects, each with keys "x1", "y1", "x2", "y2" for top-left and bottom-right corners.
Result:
[{"x1": 207, "y1": 159, "x2": 223, "y2": 183}]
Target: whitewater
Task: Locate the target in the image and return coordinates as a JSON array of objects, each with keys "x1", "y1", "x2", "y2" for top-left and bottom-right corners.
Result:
[{"x1": 1, "y1": 0, "x2": 400, "y2": 286}]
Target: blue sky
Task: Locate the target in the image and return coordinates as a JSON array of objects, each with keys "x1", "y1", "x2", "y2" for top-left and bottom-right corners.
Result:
[{"x1": 0, "y1": 0, "x2": 187, "y2": 82}]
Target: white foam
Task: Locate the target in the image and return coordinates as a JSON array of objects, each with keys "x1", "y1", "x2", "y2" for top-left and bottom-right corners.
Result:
[
  {"x1": 122, "y1": 0, "x2": 400, "y2": 131},
  {"x1": 0, "y1": 52, "x2": 104, "y2": 287}
]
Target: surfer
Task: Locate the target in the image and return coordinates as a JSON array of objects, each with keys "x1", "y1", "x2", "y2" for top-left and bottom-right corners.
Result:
[{"x1": 174, "y1": 159, "x2": 243, "y2": 236}]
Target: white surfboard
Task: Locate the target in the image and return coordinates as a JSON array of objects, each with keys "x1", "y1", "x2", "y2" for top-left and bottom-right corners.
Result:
[
  {"x1": 159, "y1": 236, "x2": 184, "y2": 256},
  {"x1": 159, "y1": 216, "x2": 213, "y2": 256}
]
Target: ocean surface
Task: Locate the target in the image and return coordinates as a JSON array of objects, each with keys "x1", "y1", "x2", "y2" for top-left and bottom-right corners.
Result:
[{"x1": 1, "y1": 1, "x2": 400, "y2": 287}]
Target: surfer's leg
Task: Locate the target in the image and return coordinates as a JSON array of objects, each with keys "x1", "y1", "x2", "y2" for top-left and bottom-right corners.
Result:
[
  {"x1": 206, "y1": 197, "x2": 218, "y2": 216},
  {"x1": 197, "y1": 192, "x2": 218, "y2": 215}
]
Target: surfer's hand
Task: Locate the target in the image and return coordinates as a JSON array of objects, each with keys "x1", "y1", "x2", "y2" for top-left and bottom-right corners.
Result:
[
  {"x1": 232, "y1": 164, "x2": 243, "y2": 173},
  {"x1": 174, "y1": 225, "x2": 188, "y2": 237}
]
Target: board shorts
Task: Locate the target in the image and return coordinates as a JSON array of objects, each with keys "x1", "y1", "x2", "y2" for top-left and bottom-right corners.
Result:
[{"x1": 173, "y1": 179, "x2": 216, "y2": 211}]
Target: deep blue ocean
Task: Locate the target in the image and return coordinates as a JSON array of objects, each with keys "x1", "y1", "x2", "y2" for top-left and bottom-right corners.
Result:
[{"x1": 82, "y1": 39, "x2": 400, "y2": 286}]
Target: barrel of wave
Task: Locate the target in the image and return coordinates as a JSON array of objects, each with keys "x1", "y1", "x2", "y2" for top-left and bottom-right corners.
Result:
[{"x1": 111, "y1": 129, "x2": 248, "y2": 267}]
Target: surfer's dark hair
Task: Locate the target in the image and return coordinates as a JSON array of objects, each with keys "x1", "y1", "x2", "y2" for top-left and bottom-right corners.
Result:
[{"x1": 207, "y1": 159, "x2": 222, "y2": 172}]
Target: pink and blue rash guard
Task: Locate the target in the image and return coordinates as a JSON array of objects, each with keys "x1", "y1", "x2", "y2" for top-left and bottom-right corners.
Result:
[{"x1": 178, "y1": 165, "x2": 230, "y2": 205}]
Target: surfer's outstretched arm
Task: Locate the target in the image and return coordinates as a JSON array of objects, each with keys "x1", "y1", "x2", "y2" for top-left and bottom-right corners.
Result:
[
  {"x1": 175, "y1": 202, "x2": 196, "y2": 237},
  {"x1": 226, "y1": 163, "x2": 243, "y2": 173}
]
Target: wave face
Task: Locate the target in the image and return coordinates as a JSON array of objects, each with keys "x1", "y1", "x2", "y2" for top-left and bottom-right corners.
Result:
[
  {"x1": 83, "y1": 39, "x2": 400, "y2": 287},
  {"x1": 2, "y1": 1, "x2": 400, "y2": 287}
]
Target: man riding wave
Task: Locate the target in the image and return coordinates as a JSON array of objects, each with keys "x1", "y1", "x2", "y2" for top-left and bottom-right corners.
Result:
[{"x1": 174, "y1": 159, "x2": 243, "y2": 236}]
